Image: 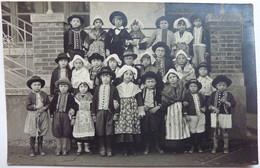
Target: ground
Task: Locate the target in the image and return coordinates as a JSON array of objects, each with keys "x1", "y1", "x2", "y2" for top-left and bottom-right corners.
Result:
[{"x1": 7, "y1": 139, "x2": 258, "y2": 167}]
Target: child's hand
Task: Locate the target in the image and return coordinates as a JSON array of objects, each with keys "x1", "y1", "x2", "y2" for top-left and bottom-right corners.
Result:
[
  {"x1": 225, "y1": 101, "x2": 231, "y2": 108},
  {"x1": 204, "y1": 52, "x2": 209, "y2": 58},
  {"x1": 113, "y1": 115, "x2": 119, "y2": 121},
  {"x1": 150, "y1": 106, "x2": 160, "y2": 114},
  {"x1": 50, "y1": 117, "x2": 53, "y2": 124},
  {"x1": 138, "y1": 106, "x2": 145, "y2": 118},
  {"x1": 144, "y1": 106, "x2": 150, "y2": 112},
  {"x1": 113, "y1": 100, "x2": 119, "y2": 110},
  {"x1": 211, "y1": 106, "x2": 219, "y2": 113},
  {"x1": 185, "y1": 115, "x2": 191, "y2": 122},
  {"x1": 92, "y1": 115, "x2": 97, "y2": 122},
  {"x1": 183, "y1": 101, "x2": 189, "y2": 107},
  {"x1": 84, "y1": 42, "x2": 89, "y2": 49},
  {"x1": 106, "y1": 49, "x2": 110, "y2": 57},
  {"x1": 71, "y1": 118, "x2": 75, "y2": 126},
  {"x1": 69, "y1": 109, "x2": 75, "y2": 116}
]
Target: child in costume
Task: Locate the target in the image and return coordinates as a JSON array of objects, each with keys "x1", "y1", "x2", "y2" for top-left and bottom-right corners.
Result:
[
  {"x1": 173, "y1": 50, "x2": 196, "y2": 83},
  {"x1": 103, "y1": 54, "x2": 122, "y2": 75},
  {"x1": 197, "y1": 62, "x2": 215, "y2": 138},
  {"x1": 208, "y1": 75, "x2": 236, "y2": 154},
  {"x1": 64, "y1": 15, "x2": 89, "y2": 59},
  {"x1": 161, "y1": 69, "x2": 190, "y2": 152},
  {"x1": 88, "y1": 53, "x2": 104, "y2": 88},
  {"x1": 129, "y1": 19, "x2": 146, "y2": 58},
  {"x1": 92, "y1": 67, "x2": 120, "y2": 157},
  {"x1": 73, "y1": 80, "x2": 95, "y2": 155},
  {"x1": 50, "y1": 53, "x2": 72, "y2": 96},
  {"x1": 190, "y1": 14, "x2": 210, "y2": 67},
  {"x1": 86, "y1": 16, "x2": 107, "y2": 59},
  {"x1": 49, "y1": 78, "x2": 78, "y2": 156},
  {"x1": 24, "y1": 76, "x2": 50, "y2": 157},
  {"x1": 69, "y1": 55, "x2": 92, "y2": 95},
  {"x1": 105, "y1": 11, "x2": 132, "y2": 60},
  {"x1": 173, "y1": 17, "x2": 193, "y2": 57},
  {"x1": 114, "y1": 65, "x2": 145, "y2": 156},
  {"x1": 141, "y1": 71, "x2": 164, "y2": 155},
  {"x1": 183, "y1": 79, "x2": 206, "y2": 153},
  {"x1": 137, "y1": 51, "x2": 158, "y2": 77},
  {"x1": 147, "y1": 16, "x2": 175, "y2": 56}
]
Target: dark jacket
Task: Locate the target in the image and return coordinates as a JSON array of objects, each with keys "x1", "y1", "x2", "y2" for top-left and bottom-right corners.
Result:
[
  {"x1": 92, "y1": 84, "x2": 120, "y2": 116},
  {"x1": 26, "y1": 91, "x2": 50, "y2": 111},
  {"x1": 190, "y1": 27, "x2": 210, "y2": 55},
  {"x1": 50, "y1": 66, "x2": 72, "y2": 96},
  {"x1": 183, "y1": 92, "x2": 206, "y2": 115},
  {"x1": 142, "y1": 88, "x2": 162, "y2": 107},
  {"x1": 49, "y1": 92, "x2": 78, "y2": 117},
  {"x1": 207, "y1": 91, "x2": 236, "y2": 114},
  {"x1": 105, "y1": 28, "x2": 132, "y2": 59}
]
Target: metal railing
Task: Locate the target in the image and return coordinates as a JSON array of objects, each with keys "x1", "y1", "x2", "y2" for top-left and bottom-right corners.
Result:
[{"x1": 2, "y1": 10, "x2": 34, "y2": 78}]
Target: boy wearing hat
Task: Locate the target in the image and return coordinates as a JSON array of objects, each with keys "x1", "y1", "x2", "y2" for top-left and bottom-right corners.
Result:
[
  {"x1": 49, "y1": 78, "x2": 79, "y2": 156},
  {"x1": 183, "y1": 79, "x2": 206, "y2": 153},
  {"x1": 64, "y1": 15, "x2": 90, "y2": 60},
  {"x1": 207, "y1": 75, "x2": 236, "y2": 154},
  {"x1": 50, "y1": 53, "x2": 72, "y2": 96},
  {"x1": 190, "y1": 14, "x2": 210, "y2": 67},
  {"x1": 141, "y1": 71, "x2": 164, "y2": 155},
  {"x1": 24, "y1": 76, "x2": 50, "y2": 157},
  {"x1": 92, "y1": 67, "x2": 120, "y2": 157},
  {"x1": 105, "y1": 11, "x2": 132, "y2": 59},
  {"x1": 88, "y1": 53, "x2": 104, "y2": 88}
]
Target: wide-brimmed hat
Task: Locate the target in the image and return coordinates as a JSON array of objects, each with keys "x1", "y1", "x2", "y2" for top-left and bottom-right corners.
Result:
[
  {"x1": 122, "y1": 49, "x2": 137, "y2": 60},
  {"x1": 152, "y1": 42, "x2": 171, "y2": 56},
  {"x1": 96, "y1": 66, "x2": 116, "y2": 80},
  {"x1": 69, "y1": 55, "x2": 90, "y2": 69},
  {"x1": 109, "y1": 11, "x2": 128, "y2": 27},
  {"x1": 163, "y1": 69, "x2": 183, "y2": 83},
  {"x1": 173, "y1": 50, "x2": 191, "y2": 62},
  {"x1": 93, "y1": 15, "x2": 104, "y2": 25},
  {"x1": 27, "y1": 76, "x2": 45, "y2": 89},
  {"x1": 190, "y1": 13, "x2": 205, "y2": 25},
  {"x1": 88, "y1": 53, "x2": 104, "y2": 63},
  {"x1": 141, "y1": 71, "x2": 159, "y2": 84},
  {"x1": 104, "y1": 54, "x2": 122, "y2": 66},
  {"x1": 173, "y1": 17, "x2": 192, "y2": 29},
  {"x1": 155, "y1": 16, "x2": 170, "y2": 28},
  {"x1": 116, "y1": 65, "x2": 138, "y2": 79},
  {"x1": 212, "y1": 75, "x2": 232, "y2": 88},
  {"x1": 185, "y1": 78, "x2": 202, "y2": 90},
  {"x1": 55, "y1": 53, "x2": 70, "y2": 64},
  {"x1": 68, "y1": 15, "x2": 84, "y2": 25},
  {"x1": 55, "y1": 77, "x2": 72, "y2": 88}
]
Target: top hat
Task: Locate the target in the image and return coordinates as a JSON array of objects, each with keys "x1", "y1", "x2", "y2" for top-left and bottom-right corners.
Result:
[
  {"x1": 96, "y1": 66, "x2": 116, "y2": 80},
  {"x1": 109, "y1": 11, "x2": 128, "y2": 27},
  {"x1": 55, "y1": 53, "x2": 70, "y2": 64},
  {"x1": 68, "y1": 15, "x2": 84, "y2": 25},
  {"x1": 27, "y1": 76, "x2": 45, "y2": 89},
  {"x1": 185, "y1": 78, "x2": 202, "y2": 90},
  {"x1": 212, "y1": 75, "x2": 232, "y2": 88}
]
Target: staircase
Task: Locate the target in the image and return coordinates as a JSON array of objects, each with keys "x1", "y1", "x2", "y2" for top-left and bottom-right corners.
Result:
[{"x1": 2, "y1": 7, "x2": 34, "y2": 88}]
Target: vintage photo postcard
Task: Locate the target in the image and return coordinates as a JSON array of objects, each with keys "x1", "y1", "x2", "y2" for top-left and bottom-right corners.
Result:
[{"x1": 1, "y1": 0, "x2": 258, "y2": 167}]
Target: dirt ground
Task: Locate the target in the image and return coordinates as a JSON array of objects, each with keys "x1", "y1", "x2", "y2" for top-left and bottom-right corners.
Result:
[{"x1": 7, "y1": 139, "x2": 258, "y2": 167}]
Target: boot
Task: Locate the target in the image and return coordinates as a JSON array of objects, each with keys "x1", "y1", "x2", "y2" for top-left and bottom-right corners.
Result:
[
  {"x1": 122, "y1": 143, "x2": 128, "y2": 156},
  {"x1": 129, "y1": 142, "x2": 137, "y2": 156},
  {"x1": 143, "y1": 142, "x2": 149, "y2": 155},
  {"x1": 99, "y1": 136, "x2": 106, "y2": 157},
  {"x1": 84, "y1": 143, "x2": 93, "y2": 155},
  {"x1": 76, "y1": 142, "x2": 82, "y2": 155},
  {"x1": 29, "y1": 137, "x2": 36, "y2": 157},
  {"x1": 38, "y1": 136, "x2": 46, "y2": 156},
  {"x1": 55, "y1": 138, "x2": 62, "y2": 156},
  {"x1": 62, "y1": 138, "x2": 68, "y2": 156},
  {"x1": 106, "y1": 136, "x2": 113, "y2": 157},
  {"x1": 155, "y1": 141, "x2": 164, "y2": 154}
]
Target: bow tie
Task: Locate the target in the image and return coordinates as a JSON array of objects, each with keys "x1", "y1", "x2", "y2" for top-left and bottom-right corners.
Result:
[{"x1": 115, "y1": 28, "x2": 121, "y2": 35}]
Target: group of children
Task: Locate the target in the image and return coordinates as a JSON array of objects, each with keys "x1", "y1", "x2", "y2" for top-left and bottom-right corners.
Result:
[{"x1": 24, "y1": 11, "x2": 236, "y2": 158}]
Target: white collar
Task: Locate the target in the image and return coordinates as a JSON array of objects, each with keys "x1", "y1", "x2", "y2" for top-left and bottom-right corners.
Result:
[{"x1": 113, "y1": 26, "x2": 124, "y2": 30}]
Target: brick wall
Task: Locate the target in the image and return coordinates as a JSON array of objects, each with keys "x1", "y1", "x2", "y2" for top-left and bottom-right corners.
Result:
[{"x1": 31, "y1": 14, "x2": 65, "y2": 75}]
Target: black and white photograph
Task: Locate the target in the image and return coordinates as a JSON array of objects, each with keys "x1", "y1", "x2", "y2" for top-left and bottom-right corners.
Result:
[{"x1": 1, "y1": 0, "x2": 258, "y2": 167}]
